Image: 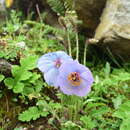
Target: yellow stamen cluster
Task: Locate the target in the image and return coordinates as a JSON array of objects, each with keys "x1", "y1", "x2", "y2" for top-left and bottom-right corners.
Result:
[{"x1": 68, "y1": 72, "x2": 81, "y2": 86}]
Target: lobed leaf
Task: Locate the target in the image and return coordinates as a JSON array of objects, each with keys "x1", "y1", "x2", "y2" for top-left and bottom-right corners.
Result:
[
  {"x1": 18, "y1": 106, "x2": 49, "y2": 122},
  {"x1": 4, "y1": 78, "x2": 14, "y2": 89},
  {"x1": 20, "y1": 56, "x2": 38, "y2": 70},
  {"x1": 0, "y1": 74, "x2": 5, "y2": 82}
]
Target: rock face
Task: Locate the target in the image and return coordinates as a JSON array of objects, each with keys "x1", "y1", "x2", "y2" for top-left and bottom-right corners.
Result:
[
  {"x1": 94, "y1": 0, "x2": 130, "y2": 61},
  {"x1": 75, "y1": 0, "x2": 130, "y2": 61},
  {"x1": 74, "y1": 0, "x2": 106, "y2": 30},
  {"x1": 0, "y1": 59, "x2": 12, "y2": 75}
]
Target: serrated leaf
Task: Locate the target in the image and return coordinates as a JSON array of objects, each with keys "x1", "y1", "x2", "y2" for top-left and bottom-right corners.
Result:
[
  {"x1": 12, "y1": 65, "x2": 20, "y2": 77},
  {"x1": 18, "y1": 106, "x2": 49, "y2": 122},
  {"x1": 34, "y1": 80, "x2": 43, "y2": 92},
  {"x1": 20, "y1": 56, "x2": 38, "y2": 70},
  {"x1": 13, "y1": 69, "x2": 32, "y2": 82},
  {"x1": 29, "y1": 73, "x2": 41, "y2": 84},
  {"x1": 91, "y1": 106, "x2": 110, "y2": 117},
  {"x1": 13, "y1": 82, "x2": 24, "y2": 93},
  {"x1": 12, "y1": 65, "x2": 32, "y2": 80},
  {"x1": 113, "y1": 101, "x2": 130, "y2": 120},
  {"x1": 0, "y1": 74, "x2": 5, "y2": 82},
  {"x1": 36, "y1": 100, "x2": 47, "y2": 106},
  {"x1": 40, "y1": 111, "x2": 49, "y2": 117},
  {"x1": 80, "y1": 116, "x2": 96, "y2": 129},
  {"x1": 18, "y1": 107, "x2": 39, "y2": 122},
  {"x1": 4, "y1": 78, "x2": 14, "y2": 89},
  {"x1": 23, "y1": 86, "x2": 34, "y2": 95},
  {"x1": 63, "y1": 121, "x2": 81, "y2": 129},
  {"x1": 112, "y1": 95, "x2": 123, "y2": 109},
  {"x1": 19, "y1": 71, "x2": 32, "y2": 81},
  {"x1": 49, "y1": 102, "x2": 62, "y2": 109},
  {"x1": 120, "y1": 118, "x2": 130, "y2": 130}
]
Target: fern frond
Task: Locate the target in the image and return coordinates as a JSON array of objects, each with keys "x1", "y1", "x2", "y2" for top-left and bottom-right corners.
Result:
[
  {"x1": 64, "y1": 0, "x2": 74, "y2": 11},
  {"x1": 47, "y1": 0, "x2": 66, "y2": 16}
]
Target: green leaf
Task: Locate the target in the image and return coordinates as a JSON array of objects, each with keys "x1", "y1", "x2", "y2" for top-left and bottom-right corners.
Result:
[
  {"x1": 120, "y1": 118, "x2": 130, "y2": 130},
  {"x1": 49, "y1": 102, "x2": 62, "y2": 109},
  {"x1": 19, "y1": 71, "x2": 32, "y2": 81},
  {"x1": 36, "y1": 100, "x2": 47, "y2": 106},
  {"x1": 20, "y1": 56, "x2": 38, "y2": 70},
  {"x1": 0, "y1": 74, "x2": 5, "y2": 82},
  {"x1": 12, "y1": 65, "x2": 20, "y2": 77},
  {"x1": 18, "y1": 106, "x2": 49, "y2": 122},
  {"x1": 80, "y1": 116, "x2": 96, "y2": 129},
  {"x1": 113, "y1": 101, "x2": 130, "y2": 120},
  {"x1": 4, "y1": 78, "x2": 14, "y2": 89},
  {"x1": 112, "y1": 95, "x2": 123, "y2": 109},
  {"x1": 91, "y1": 106, "x2": 110, "y2": 117},
  {"x1": 13, "y1": 82, "x2": 24, "y2": 93},
  {"x1": 29, "y1": 73, "x2": 41, "y2": 84},
  {"x1": 12, "y1": 66, "x2": 32, "y2": 82},
  {"x1": 23, "y1": 86, "x2": 34, "y2": 95},
  {"x1": 34, "y1": 80, "x2": 43, "y2": 92},
  {"x1": 19, "y1": 106, "x2": 40, "y2": 121}
]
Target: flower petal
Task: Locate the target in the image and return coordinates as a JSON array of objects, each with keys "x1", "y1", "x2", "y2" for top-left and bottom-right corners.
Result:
[
  {"x1": 58, "y1": 77, "x2": 91, "y2": 97},
  {"x1": 57, "y1": 60, "x2": 94, "y2": 97},
  {"x1": 37, "y1": 51, "x2": 72, "y2": 73},
  {"x1": 72, "y1": 79, "x2": 91, "y2": 97},
  {"x1": 37, "y1": 53, "x2": 57, "y2": 73},
  {"x1": 59, "y1": 60, "x2": 81, "y2": 78},
  {"x1": 37, "y1": 61, "x2": 55, "y2": 73},
  {"x1": 58, "y1": 76, "x2": 74, "y2": 95},
  {"x1": 37, "y1": 51, "x2": 74, "y2": 88},
  {"x1": 56, "y1": 51, "x2": 73, "y2": 65},
  {"x1": 80, "y1": 69, "x2": 94, "y2": 84},
  {"x1": 44, "y1": 68, "x2": 59, "y2": 87},
  {"x1": 56, "y1": 51, "x2": 70, "y2": 57},
  {"x1": 42, "y1": 52, "x2": 58, "y2": 61}
]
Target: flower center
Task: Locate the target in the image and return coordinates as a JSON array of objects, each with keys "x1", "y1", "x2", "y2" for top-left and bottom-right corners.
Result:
[
  {"x1": 55, "y1": 59, "x2": 61, "y2": 68},
  {"x1": 68, "y1": 72, "x2": 81, "y2": 86}
]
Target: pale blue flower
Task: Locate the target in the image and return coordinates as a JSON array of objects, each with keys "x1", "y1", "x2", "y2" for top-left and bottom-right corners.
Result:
[
  {"x1": 57, "y1": 60, "x2": 94, "y2": 97},
  {"x1": 37, "y1": 51, "x2": 72, "y2": 87}
]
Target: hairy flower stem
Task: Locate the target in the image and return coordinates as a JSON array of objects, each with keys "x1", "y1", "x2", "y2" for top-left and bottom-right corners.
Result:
[
  {"x1": 67, "y1": 30, "x2": 72, "y2": 57},
  {"x1": 72, "y1": 96, "x2": 82, "y2": 121},
  {"x1": 83, "y1": 43, "x2": 88, "y2": 66},
  {"x1": 76, "y1": 32, "x2": 79, "y2": 60},
  {"x1": 61, "y1": 95, "x2": 83, "y2": 121}
]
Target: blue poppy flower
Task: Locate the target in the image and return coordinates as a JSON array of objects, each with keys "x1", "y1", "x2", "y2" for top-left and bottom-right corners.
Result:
[
  {"x1": 37, "y1": 51, "x2": 72, "y2": 87},
  {"x1": 57, "y1": 60, "x2": 94, "y2": 97}
]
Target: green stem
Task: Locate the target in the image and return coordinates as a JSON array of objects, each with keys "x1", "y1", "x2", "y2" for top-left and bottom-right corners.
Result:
[
  {"x1": 76, "y1": 32, "x2": 79, "y2": 60},
  {"x1": 83, "y1": 43, "x2": 88, "y2": 66},
  {"x1": 73, "y1": 99, "x2": 78, "y2": 121},
  {"x1": 61, "y1": 94, "x2": 83, "y2": 122},
  {"x1": 67, "y1": 30, "x2": 72, "y2": 57}
]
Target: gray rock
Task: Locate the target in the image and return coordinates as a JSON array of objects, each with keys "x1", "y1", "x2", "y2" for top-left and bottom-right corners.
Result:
[
  {"x1": 94, "y1": 0, "x2": 130, "y2": 61},
  {"x1": 0, "y1": 59, "x2": 12, "y2": 75},
  {"x1": 74, "y1": 0, "x2": 130, "y2": 61}
]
